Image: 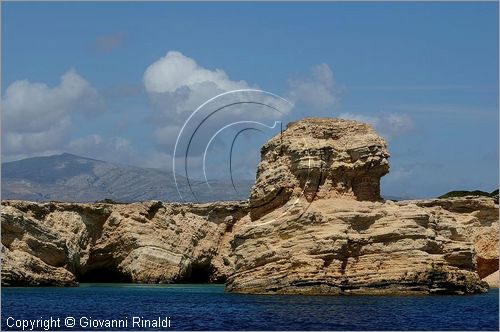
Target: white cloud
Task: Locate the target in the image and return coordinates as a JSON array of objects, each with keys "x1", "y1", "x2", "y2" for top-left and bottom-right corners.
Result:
[
  {"x1": 3, "y1": 69, "x2": 102, "y2": 132},
  {"x1": 68, "y1": 134, "x2": 132, "y2": 154},
  {"x1": 143, "y1": 51, "x2": 249, "y2": 122},
  {"x1": 143, "y1": 51, "x2": 291, "y2": 152},
  {"x1": 142, "y1": 53, "x2": 346, "y2": 182},
  {"x1": 288, "y1": 63, "x2": 338, "y2": 110},
  {"x1": 2, "y1": 119, "x2": 70, "y2": 157},
  {"x1": 67, "y1": 134, "x2": 137, "y2": 164},
  {"x1": 144, "y1": 51, "x2": 247, "y2": 94},
  {"x1": 338, "y1": 112, "x2": 413, "y2": 139},
  {"x1": 2, "y1": 70, "x2": 104, "y2": 158}
]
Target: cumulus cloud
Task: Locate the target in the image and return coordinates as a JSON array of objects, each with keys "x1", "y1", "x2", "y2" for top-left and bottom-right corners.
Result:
[
  {"x1": 1, "y1": 70, "x2": 104, "y2": 158},
  {"x1": 143, "y1": 51, "x2": 291, "y2": 151},
  {"x1": 338, "y1": 112, "x2": 414, "y2": 139},
  {"x1": 2, "y1": 70, "x2": 102, "y2": 132},
  {"x1": 141, "y1": 52, "x2": 352, "y2": 184},
  {"x1": 288, "y1": 63, "x2": 338, "y2": 110},
  {"x1": 144, "y1": 51, "x2": 247, "y2": 94},
  {"x1": 67, "y1": 134, "x2": 137, "y2": 164},
  {"x1": 142, "y1": 51, "x2": 299, "y2": 186},
  {"x1": 2, "y1": 118, "x2": 70, "y2": 157},
  {"x1": 143, "y1": 51, "x2": 249, "y2": 123}
]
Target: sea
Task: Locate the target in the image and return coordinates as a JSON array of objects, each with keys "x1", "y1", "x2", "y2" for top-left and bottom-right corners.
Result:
[{"x1": 1, "y1": 284, "x2": 498, "y2": 331}]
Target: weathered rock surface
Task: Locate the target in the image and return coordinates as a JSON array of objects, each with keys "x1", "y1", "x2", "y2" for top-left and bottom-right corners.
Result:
[
  {"x1": 227, "y1": 198, "x2": 492, "y2": 295},
  {"x1": 228, "y1": 118, "x2": 497, "y2": 295},
  {"x1": 2, "y1": 246, "x2": 77, "y2": 287},
  {"x1": 249, "y1": 118, "x2": 389, "y2": 220},
  {"x1": 1, "y1": 205, "x2": 78, "y2": 286},
  {"x1": 411, "y1": 197, "x2": 499, "y2": 279},
  {"x1": 1, "y1": 118, "x2": 498, "y2": 295},
  {"x1": 482, "y1": 271, "x2": 499, "y2": 288},
  {"x1": 1, "y1": 200, "x2": 249, "y2": 286}
]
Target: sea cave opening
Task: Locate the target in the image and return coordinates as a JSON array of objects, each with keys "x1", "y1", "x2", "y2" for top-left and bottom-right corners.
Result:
[{"x1": 181, "y1": 262, "x2": 216, "y2": 283}]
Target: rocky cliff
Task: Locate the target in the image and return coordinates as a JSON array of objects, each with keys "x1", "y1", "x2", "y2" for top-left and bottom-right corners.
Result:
[
  {"x1": 1, "y1": 200, "x2": 249, "y2": 286},
  {"x1": 1, "y1": 118, "x2": 498, "y2": 294},
  {"x1": 229, "y1": 118, "x2": 497, "y2": 294},
  {"x1": 227, "y1": 197, "x2": 497, "y2": 294}
]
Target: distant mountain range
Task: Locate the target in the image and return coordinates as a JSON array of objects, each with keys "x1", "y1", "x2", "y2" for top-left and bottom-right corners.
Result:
[
  {"x1": 1, "y1": 153, "x2": 253, "y2": 203},
  {"x1": 3, "y1": 153, "x2": 495, "y2": 204}
]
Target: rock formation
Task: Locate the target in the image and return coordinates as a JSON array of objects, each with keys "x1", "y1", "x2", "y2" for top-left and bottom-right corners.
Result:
[
  {"x1": 411, "y1": 196, "x2": 499, "y2": 280},
  {"x1": 482, "y1": 271, "x2": 499, "y2": 288},
  {"x1": 1, "y1": 200, "x2": 249, "y2": 286},
  {"x1": 228, "y1": 118, "x2": 497, "y2": 295},
  {"x1": 227, "y1": 196, "x2": 497, "y2": 295},
  {"x1": 1, "y1": 118, "x2": 498, "y2": 295},
  {"x1": 249, "y1": 118, "x2": 389, "y2": 220}
]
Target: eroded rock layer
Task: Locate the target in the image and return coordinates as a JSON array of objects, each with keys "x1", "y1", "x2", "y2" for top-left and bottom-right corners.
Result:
[
  {"x1": 1, "y1": 200, "x2": 249, "y2": 286},
  {"x1": 227, "y1": 197, "x2": 496, "y2": 295},
  {"x1": 249, "y1": 118, "x2": 389, "y2": 220}
]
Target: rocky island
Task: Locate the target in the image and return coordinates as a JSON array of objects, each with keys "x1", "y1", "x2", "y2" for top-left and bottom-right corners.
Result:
[{"x1": 2, "y1": 118, "x2": 498, "y2": 295}]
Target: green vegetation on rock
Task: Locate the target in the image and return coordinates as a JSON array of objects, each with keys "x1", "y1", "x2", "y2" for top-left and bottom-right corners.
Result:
[{"x1": 439, "y1": 189, "x2": 499, "y2": 199}]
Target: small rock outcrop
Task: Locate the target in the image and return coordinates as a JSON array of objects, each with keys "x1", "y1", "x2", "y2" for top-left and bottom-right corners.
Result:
[{"x1": 482, "y1": 271, "x2": 499, "y2": 288}]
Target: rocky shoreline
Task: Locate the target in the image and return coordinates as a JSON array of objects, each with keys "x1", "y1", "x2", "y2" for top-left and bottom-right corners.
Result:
[
  {"x1": 227, "y1": 196, "x2": 498, "y2": 295},
  {"x1": 2, "y1": 118, "x2": 498, "y2": 294}
]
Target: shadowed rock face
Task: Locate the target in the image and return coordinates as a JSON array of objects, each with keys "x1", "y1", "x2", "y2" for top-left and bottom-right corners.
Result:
[{"x1": 249, "y1": 118, "x2": 389, "y2": 220}]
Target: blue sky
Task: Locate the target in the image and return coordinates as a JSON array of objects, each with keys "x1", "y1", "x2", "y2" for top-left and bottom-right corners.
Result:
[{"x1": 2, "y1": 1, "x2": 498, "y2": 198}]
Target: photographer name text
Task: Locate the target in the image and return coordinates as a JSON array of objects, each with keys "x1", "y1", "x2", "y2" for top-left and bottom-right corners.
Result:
[{"x1": 5, "y1": 316, "x2": 171, "y2": 330}]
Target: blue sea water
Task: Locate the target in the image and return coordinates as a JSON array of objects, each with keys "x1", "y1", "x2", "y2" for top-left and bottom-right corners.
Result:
[{"x1": 1, "y1": 284, "x2": 498, "y2": 331}]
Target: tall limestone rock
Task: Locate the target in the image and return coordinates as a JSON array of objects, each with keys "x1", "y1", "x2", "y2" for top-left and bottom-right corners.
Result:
[
  {"x1": 227, "y1": 118, "x2": 495, "y2": 295},
  {"x1": 249, "y1": 118, "x2": 389, "y2": 220}
]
